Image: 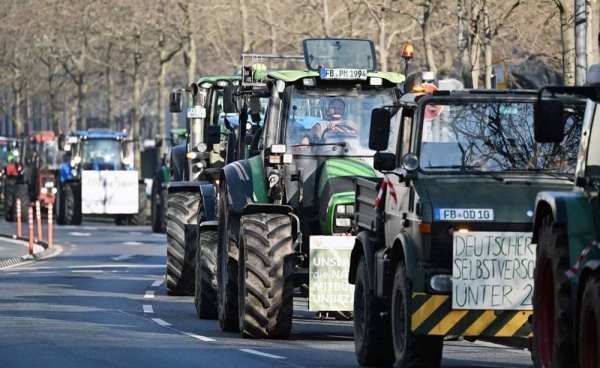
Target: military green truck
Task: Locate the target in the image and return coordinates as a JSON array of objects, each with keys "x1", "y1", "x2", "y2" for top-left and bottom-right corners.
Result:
[
  {"x1": 165, "y1": 75, "x2": 240, "y2": 298},
  {"x1": 216, "y1": 39, "x2": 404, "y2": 338},
  {"x1": 151, "y1": 128, "x2": 187, "y2": 233},
  {"x1": 349, "y1": 83, "x2": 585, "y2": 367},
  {"x1": 530, "y1": 65, "x2": 600, "y2": 368}
]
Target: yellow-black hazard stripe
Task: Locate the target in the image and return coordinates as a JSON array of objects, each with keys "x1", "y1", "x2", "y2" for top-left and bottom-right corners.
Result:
[{"x1": 411, "y1": 293, "x2": 532, "y2": 337}]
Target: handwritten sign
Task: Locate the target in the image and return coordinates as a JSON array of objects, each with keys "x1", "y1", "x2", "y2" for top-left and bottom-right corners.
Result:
[
  {"x1": 309, "y1": 236, "x2": 355, "y2": 311},
  {"x1": 81, "y1": 170, "x2": 139, "y2": 214},
  {"x1": 452, "y1": 231, "x2": 536, "y2": 310}
]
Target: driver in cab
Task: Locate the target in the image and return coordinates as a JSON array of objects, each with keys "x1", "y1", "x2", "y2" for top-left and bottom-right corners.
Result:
[{"x1": 300, "y1": 98, "x2": 358, "y2": 146}]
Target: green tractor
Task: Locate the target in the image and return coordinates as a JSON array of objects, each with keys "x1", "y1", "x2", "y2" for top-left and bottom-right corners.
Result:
[
  {"x1": 530, "y1": 65, "x2": 600, "y2": 368},
  {"x1": 165, "y1": 75, "x2": 242, "y2": 304},
  {"x1": 215, "y1": 39, "x2": 404, "y2": 338},
  {"x1": 151, "y1": 128, "x2": 187, "y2": 233}
]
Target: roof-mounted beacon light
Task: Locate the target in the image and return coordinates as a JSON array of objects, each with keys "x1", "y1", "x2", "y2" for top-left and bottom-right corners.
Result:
[{"x1": 401, "y1": 43, "x2": 414, "y2": 77}]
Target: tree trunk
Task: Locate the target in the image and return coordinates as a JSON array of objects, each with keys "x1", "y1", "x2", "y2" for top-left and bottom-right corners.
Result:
[
  {"x1": 587, "y1": 0, "x2": 600, "y2": 69},
  {"x1": 556, "y1": 0, "x2": 576, "y2": 85},
  {"x1": 422, "y1": 0, "x2": 437, "y2": 76},
  {"x1": 106, "y1": 43, "x2": 114, "y2": 130},
  {"x1": 77, "y1": 74, "x2": 87, "y2": 130},
  {"x1": 266, "y1": 1, "x2": 277, "y2": 54},
  {"x1": 575, "y1": 0, "x2": 588, "y2": 85},
  {"x1": 457, "y1": 0, "x2": 473, "y2": 87},
  {"x1": 240, "y1": 0, "x2": 250, "y2": 53},
  {"x1": 13, "y1": 88, "x2": 23, "y2": 136},
  {"x1": 323, "y1": 0, "x2": 331, "y2": 37},
  {"x1": 133, "y1": 73, "x2": 142, "y2": 178},
  {"x1": 187, "y1": 36, "x2": 196, "y2": 85},
  {"x1": 378, "y1": 10, "x2": 388, "y2": 72},
  {"x1": 483, "y1": 0, "x2": 493, "y2": 88}
]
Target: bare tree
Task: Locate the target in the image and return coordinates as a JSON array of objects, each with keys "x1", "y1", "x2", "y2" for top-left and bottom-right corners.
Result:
[{"x1": 554, "y1": 0, "x2": 576, "y2": 85}]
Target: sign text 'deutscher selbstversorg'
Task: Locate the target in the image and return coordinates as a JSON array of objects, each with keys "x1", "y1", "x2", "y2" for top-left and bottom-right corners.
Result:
[{"x1": 452, "y1": 231, "x2": 535, "y2": 310}]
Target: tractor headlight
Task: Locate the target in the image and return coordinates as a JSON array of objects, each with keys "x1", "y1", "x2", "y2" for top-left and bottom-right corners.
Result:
[
  {"x1": 336, "y1": 204, "x2": 354, "y2": 214},
  {"x1": 197, "y1": 143, "x2": 208, "y2": 153},
  {"x1": 335, "y1": 218, "x2": 352, "y2": 227},
  {"x1": 41, "y1": 188, "x2": 48, "y2": 194},
  {"x1": 44, "y1": 181, "x2": 54, "y2": 188},
  {"x1": 71, "y1": 169, "x2": 78, "y2": 177}
]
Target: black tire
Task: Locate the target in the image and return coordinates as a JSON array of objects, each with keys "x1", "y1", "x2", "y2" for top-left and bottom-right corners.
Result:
[
  {"x1": 532, "y1": 216, "x2": 576, "y2": 368},
  {"x1": 391, "y1": 262, "x2": 443, "y2": 368},
  {"x1": 151, "y1": 182, "x2": 166, "y2": 233},
  {"x1": 64, "y1": 182, "x2": 82, "y2": 225},
  {"x1": 3, "y1": 177, "x2": 16, "y2": 222},
  {"x1": 128, "y1": 183, "x2": 147, "y2": 226},
  {"x1": 194, "y1": 229, "x2": 218, "y2": 319},
  {"x1": 578, "y1": 276, "x2": 600, "y2": 368},
  {"x1": 238, "y1": 213, "x2": 294, "y2": 339},
  {"x1": 166, "y1": 190, "x2": 199, "y2": 296},
  {"x1": 354, "y1": 256, "x2": 394, "y2": 366},
  {"x1": 13, "y1": 183, "x2": 29, "y2": 222},
  {"x1": 217, "y1": 185, "x2": 239, "y2": 332},
  {"x1": 56, "y1": 183, "x2": 66, "y2": 225}
]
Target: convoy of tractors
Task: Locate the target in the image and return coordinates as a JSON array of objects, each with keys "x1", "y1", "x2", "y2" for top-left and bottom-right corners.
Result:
[{"x1": 2, "y1": 37, "x2": 599, "y2": 367}]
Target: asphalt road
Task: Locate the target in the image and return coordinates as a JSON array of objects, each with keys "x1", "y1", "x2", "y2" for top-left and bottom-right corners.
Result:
[{"x1": 0, "y1": 219, "x2": 534, "y2": 368}]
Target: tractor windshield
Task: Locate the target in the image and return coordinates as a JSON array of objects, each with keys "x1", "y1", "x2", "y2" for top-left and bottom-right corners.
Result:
[
  {"x1": 0, "y1": 142, "x2": 9, "y2": 166},
  {"x1": 287, "y1": 86, "x2": 396, "y2": 158},
  {"x1": 42, "y1": 141, "x2": 60, "y2": 169},
  {"x1": 80, "y1": 138, "x2": 123, "y2": 170},
  {"x1": 418, "y1": 100, "x2": 585, "y2": 174}
]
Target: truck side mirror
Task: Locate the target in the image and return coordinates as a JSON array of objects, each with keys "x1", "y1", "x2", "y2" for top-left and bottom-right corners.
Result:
[
  {"x1": 534, "y1": 100, "x2": 565, "y2": 143},
  {"x1": 58, "y1": 135, "x2": 66, "y2": 151},
  {"x1": 374, "y1": 152, "x2": 396, "y2": 171},
  {"x1": 369, "y1": 108, "x2": 391, "y2": 151},
  {"x1": 223, "y1": 85, "x2": 241, "y2": 114},
  {"x1": 169, "y1": 91, "x2": 183, "y2": 113}
]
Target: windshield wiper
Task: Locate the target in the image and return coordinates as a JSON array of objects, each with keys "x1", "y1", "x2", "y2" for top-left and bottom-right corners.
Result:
[
  {"x1": 424, "y1": 165, "x2": 482, "y2": 170},
  {"x1": 291, "y1": 142, "x2": 347, "y2": 148},
  {"x1": 503, "y1": 168, "x2": 574, "y2": 180}
]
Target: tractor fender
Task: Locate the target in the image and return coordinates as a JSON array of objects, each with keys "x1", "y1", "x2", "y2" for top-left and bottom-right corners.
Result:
[
  {"x1": 392, "y1": 231, "x2": 417, "y2": 280},
  {"x1": 199, "y1": 220, "x2": 218, "y2": 231},
  {"x1": 170, "y1": 144, "x2": 186, "y2": 182},
  {"x1": 582, "y1": 260, "x2": 600, "y2": 273},
  {"x1": 349, "y1": 231, "x2": 378, "y2": 289},
  {"x1": 220, "y1": 160, "x2": 255, "y2": 215},
  {"x1": 168, "y1": 181, "x2": 217, "y2": 221},
  {"x1": 532, "y1": 191, "x2": 571, "y2": 243}
]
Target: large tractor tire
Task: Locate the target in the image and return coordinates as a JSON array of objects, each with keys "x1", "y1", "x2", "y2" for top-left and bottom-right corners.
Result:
[
  {"x1": 166, "y1": 190, "x2": 199, "y2": 296},
  {"x1": 578, "y1": 276, "x2": 600, "y2": 368},
  {"x1": 238, "y1": 213, "x2": 294, "y2": 339},
  {"x1": 217, "y1": 185, "x2": 239, "y2": 332},
  {"x1": 194, "y1": 229, "x2": 218, "y2": 319},
  {"x1": 64, "y1": 182, "x2": 82, "y2": 225},
  {"x1": 391, "y1": 262, "x2": 443, "y2": 368},
  {"x1": 151, "y1": 183, "x2": 167, "y2": 233},
  {"x1": 532, "y1": 216, "x2": 576, "y2": 368},
  {"x1": 56, "y1": 183, "x2": 66, "y2": 225},
  {"x1": 13, "y1": 183, "x2": 30, "y2": 222},
  {"x1": 354, "y1": 256, "x2": 394, "y2": 366},
  {"x1": 3, "y1": 177, "x2": 16, "y2": 221},
  {"x1": 128, "y1": 182, "x2": 148, "y2": 226}
]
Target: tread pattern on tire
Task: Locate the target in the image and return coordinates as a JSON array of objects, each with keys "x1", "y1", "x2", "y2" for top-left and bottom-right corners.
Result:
[
  {"x1": 128, "y1": 183, "x2": 147, "y2": 226},
  {"x1": 3, "y1": 178, "x2": 15, "y2": 221},
  {"x1": 578, "y1": 276, "x2": 600, "y2": 368},
  {"x1": 354, "y1": 256, "x2": 394, "y2": 366},
  {"x1": 65, "y1": 182, "x2": 82, "y2": 225},
  {"x1": 152, "y1": 184, "x2": 166, "y2": 233},
  {"x1": 392, "y1": 262, "x2": 443, "y2": 368},
  {"x1": 166, "y1": 190, "x2": 199, "y2": 296},
  {"x1": 195, "y1": 229, "x2": 218, "y2": 319},
  {"x1": 217, "y1": 186, "x2": 239, "y2": 332},
  {"x1": 14, "y1": 183, "x2": 30, "y2": 221},
  {"x1": 239, "y1": 213, "x2": 294, "y2": 339},
  {"x1": 532, "y1": 216, "x2": 575, "y2": 368}
]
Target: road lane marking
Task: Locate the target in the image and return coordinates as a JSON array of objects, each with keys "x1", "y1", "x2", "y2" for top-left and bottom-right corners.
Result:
[
  {"x1": 151, "y1": 280, "x2": 163, "y2": 287},
  {"x1": 72, "y1": 270, "x2": 103, "y2": 273},
  {"x1": 122, "y1": 241, "x2": 143, "y2": 246},
  {"x1": 143, "y1": 305, "x2": 154, "y2": 313},
  {"x1": 83, "y1": 227, "x2": 98, "y2": 230},
  {"x1": 183, "y1": 332, "x2": 216, "y2": 342},
  {"x1": 151, "y1": 318, "x2": 171, "y2": 326},
  {"x1": 145, "y1": 291, "x2": 155, "y2": 299},
  {"x1": 111, "y1": 254, "x2": 134, "y2": 261},
  {"x1": 68, "y1": 232, "x2": 91, "y2": 236},
  {"x1": 239, "y1": 349, "x2": 286, "y2": 359}
]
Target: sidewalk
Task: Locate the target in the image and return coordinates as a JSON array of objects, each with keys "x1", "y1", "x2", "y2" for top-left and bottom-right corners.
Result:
[{"x1": 0, "y1": 232, "x2": 59, "y2": 268}]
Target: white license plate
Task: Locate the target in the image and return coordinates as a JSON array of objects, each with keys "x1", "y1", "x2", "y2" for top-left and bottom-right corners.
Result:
[
  {"x1": 320, "y1": 68, "x2": 367, "y2": 80},
  {"x1": 435, "y1": 208, "x2": 494, "y2": 221},
  {"x1": 187, "y1": 106, "x2": 206, "y2": 119}
]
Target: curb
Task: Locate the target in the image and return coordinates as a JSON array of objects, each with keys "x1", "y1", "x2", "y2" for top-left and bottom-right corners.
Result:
[{"x1": 0, "y1": 232, "x2": 60, "y2": 269}]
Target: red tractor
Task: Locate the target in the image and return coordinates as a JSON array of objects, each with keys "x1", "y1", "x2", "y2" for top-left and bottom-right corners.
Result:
[{"x1": 3, "y1": 131, "x2": 60, "y2": 221}]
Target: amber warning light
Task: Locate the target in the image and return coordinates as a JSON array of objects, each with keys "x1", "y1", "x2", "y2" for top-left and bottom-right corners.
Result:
[{"x1": 401, "y1": 43, "x2": 414, "y2": 60}]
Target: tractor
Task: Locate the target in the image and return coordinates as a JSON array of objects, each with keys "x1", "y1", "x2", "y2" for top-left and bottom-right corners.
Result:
[
  {"x1": 215, "y1": 38, "x2": 404, "y2": 338},
  {"x1": 3, "y1": 131, "x2": 60, "y2": 222},
  {"x1": 56, "y1": 128, "x2": 146, "y2": 226},
  {"x1": 530, "y1": 65, "x2": 600, "y2": 368}
]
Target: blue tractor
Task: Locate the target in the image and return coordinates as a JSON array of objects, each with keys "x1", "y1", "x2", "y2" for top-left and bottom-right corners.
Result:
[{"x1": 57, "y1": 128, "x2": 147, "y2": 226}]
